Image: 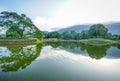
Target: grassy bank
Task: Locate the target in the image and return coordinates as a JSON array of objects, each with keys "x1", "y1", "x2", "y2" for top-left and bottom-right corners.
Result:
[
  {"x1": 0, "y1": 38, "x2": 42, "y2": 45},
  {"x1": 44, "y1": 38, "x2": 120, "y2": 46},
  {"x1": 43, "y1": 38, "x2": 59, "y2": 42},
  {"x1": 79, "y1": 38, "x2": 120, "y2": 46}
]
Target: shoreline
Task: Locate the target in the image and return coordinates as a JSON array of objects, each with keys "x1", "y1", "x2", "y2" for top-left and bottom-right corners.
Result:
[
  {"x1": 0, "y1": 38, "x2": 39, "y2": 45},
  {"x1": 43, "y1": 38, "x2": 120, "y2": 46},
  {"x1": 0, "y1": 38, "x2": 119, "y2": 46}
]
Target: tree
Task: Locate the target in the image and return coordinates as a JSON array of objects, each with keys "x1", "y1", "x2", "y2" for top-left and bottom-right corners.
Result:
[
  {"x1": 44, "y1": 32, "x2": 50, "y2": 38},
  {"x1": 105, "y1": 33, "x2": 112, "y2": 39},
  {"x1": 89, "y1": 24, "x2": 108, "y2": 38},
  {"x1": 80, "y1": 30, "x2": 89, "y2": 39},
  {"x1": 6, "y1": 26, "x2": 22, "y2": 38},
  {"x1": 110, "y1": 34, "x2": 120, "y2": 40},
  {"x1": 18, "y1": 14, "x2": 33, "y2": 37},
  {"x1": 62, "y1": 31, "x2": 72, "y2": 40},
  {"x1": 50, "y1": 31, "x2": 61, "y2": 39},
  {"x1": 75, "y1": 33, "x2": 81, "y2": 40},
  {"x1": 0, "y1": 11, "x2": 43, "y2": 40},
  {"x1": 35, "y1": 28, "x2": 43, "y2": 40},
  {"x1": 70, "y1": 31, "x2": 77, "y2": 39}
]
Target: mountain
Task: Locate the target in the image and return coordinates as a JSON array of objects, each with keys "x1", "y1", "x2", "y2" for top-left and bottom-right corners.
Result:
[
  {"x1": 105, "y1": 22, "x2": 120, "y2": 34},
  {"x1": 57, "y1": 24, "x2": 91, "y2": 33},
  {"x1": 57, "y1": 22, "x2": 120, "y2": 34}
]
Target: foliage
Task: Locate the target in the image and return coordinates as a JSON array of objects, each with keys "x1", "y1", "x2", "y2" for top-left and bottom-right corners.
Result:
[
  {"x1": 44, "y1": 41, "x2": 117, "y2": 59},
  {"x1": 62, "y1": 31, "x2": 72, "y2": 39},
  {"x1": 89, "y1": 24, "x2": 108, "y2": 38},
  {"x1": 0, "y1": 44, "x2": 43, "y2": 72},
  {"x1": 75, "y1": 33, "x2": 81, "y2": 40},
  {"x1": 35, "y1": 28, "x2": 43, "y2": 40},
  {"x1": 44, "y1": 23, "x2": 120, "y2": 40},
  {"x1": 0, "y1": 11, "x2": 43, "y2": 40},
  {"x1": 49, "y1": 31, "x2": 61, "y2": 39},
  {"x1": 6, "y1": 26, "x2": 22, "y2": 38},
  {"x1": 80, "y1": 30, "x2": 89, "y2": 39}
]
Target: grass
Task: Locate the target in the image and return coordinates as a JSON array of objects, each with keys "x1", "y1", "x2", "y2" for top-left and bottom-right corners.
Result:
[
  {"x1": 78, "y1": 38, "x2": 117, "y2": 46},
  {"x1": 0, "y1": 38, "x2": 43, "y2": 45},
  {"x1": 1, "y1": 38, "x2": 119, "y2": 45},
  {"x1": 43, "y1": 38, "x2": 59, "y2": 42},
  {"x1": 44, "y1": 38, "x2": 120, "y2": 46}
]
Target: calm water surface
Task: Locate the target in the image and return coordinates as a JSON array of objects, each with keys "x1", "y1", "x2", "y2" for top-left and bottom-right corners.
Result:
[{"x1": 0, "y1": 42, "x2": 120, "y2": 81}]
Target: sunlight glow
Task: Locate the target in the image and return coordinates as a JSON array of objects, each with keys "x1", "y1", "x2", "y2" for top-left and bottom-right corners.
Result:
[{"x1": 33, "y1": 0, "x2": 120, "y2": 31}]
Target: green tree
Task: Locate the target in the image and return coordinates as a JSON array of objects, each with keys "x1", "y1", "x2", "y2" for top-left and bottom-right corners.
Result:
[
  {"x1": 70, "y1": 31, "x2": 77, "y2": 39},
  {"x1": 6, "y1": 25, "x2": 22, "y2": 38},
  {"x1": 35, "y1": 28, "x2": 43, "y2": 40},
  {"x1": 80, "y1": 30, "x2": 89, "y2": 39},
  {"x1": 50, "y1": 31, "x2": 61, "y2": 39},
  {"x1": 105, "y1": 33, "x2": 112, "y2": 39},
  {"x1": 89, "y1": 24, "x2": 108, "y2": 38},
  {"x1": 110, "y1": 34, "x2": 120, "y2": 40},
  {"x1": 0, "y1": 11, "x2": 43, "y2": 40},
  {"x1": 75, "y1": 33, "x2": 81, "y2": 40},
  {"x1": 62, "y1": 31, "x2": 71, "y2": 40},
  {"x1": 44, "y1": 32, "x2": 50, "y2": 38}
]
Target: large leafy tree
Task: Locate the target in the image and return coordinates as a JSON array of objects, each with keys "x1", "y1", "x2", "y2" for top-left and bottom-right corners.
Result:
[
  {"x1": 0, "y1": 11, "x2": 43, "y2": 40},
  {"x1": 6, "y1": 26, "x2": 22, "y2": 38},
  {"x1": 89, "y1": 24, "x2": 108, "y2": 38}
]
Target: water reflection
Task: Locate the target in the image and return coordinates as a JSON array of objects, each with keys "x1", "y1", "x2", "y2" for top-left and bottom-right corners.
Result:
[
  {"x1": 44, "y1": 42, "x2": 120, "y2": 59},
  {"x1": 83, "y1": 45, "x2": 109, "y2": 59},
  {"x1": 0, "y1": 44, "x2": 43, "y2": 72},
  {"x1": 0, "y1": 42, "x2": 120, "y2": 81}
]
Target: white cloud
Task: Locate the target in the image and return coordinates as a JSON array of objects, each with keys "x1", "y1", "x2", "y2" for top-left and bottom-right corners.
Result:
[
  {"x1": 33, "y1": 16, "x2": 55, "y2": 31},
  {"x1": 34, "y1": 16, "x2": 48, "y2": 25},
  {"x1": 33, "y1": 0, "x2": 120, "y2": 31}
]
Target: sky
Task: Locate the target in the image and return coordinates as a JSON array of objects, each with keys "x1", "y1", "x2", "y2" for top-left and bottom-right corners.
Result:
[{"x1": 0, "y1": 0, "x2": 120, "y2": 31}]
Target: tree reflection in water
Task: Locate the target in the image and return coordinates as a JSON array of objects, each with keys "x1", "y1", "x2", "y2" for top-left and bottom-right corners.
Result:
[
  {"x1": 84, "y1": 45, "x2": 110, "y2": 59},
  {"x1": 0, "y1": 42, "x2": 120, "y2": 72},
  {"x1": 45, "y1": 42, "x2": 120, "y2": 59},
  {"x1": 0, "y1": 44, "x2": 43, "y2": 72}
]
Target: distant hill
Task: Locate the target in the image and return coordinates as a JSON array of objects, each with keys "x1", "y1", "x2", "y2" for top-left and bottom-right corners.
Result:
[
  {"x1": 57, "y1": 24, "x2": 90, "y2": 33},
  {"x1": 57, "y1": 22, "x2": 120, "y2": 35},
  {"x1": 105, "y1": 22, "x2": 120, "y2": 34}
]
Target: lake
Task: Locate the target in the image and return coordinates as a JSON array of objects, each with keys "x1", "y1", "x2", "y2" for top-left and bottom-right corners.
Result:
[{"x1": 0, "y1": 42, "x2": 120, "y2": 81}]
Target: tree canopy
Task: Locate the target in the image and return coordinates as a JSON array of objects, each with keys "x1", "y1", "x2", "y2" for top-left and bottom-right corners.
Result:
[
  {"x1": 44, "y1": 23, "x2": 120, "y2": 40},
  {"x1": 89, "y1": 24, "x2": 108, "y2": 38},
  {"x1": 0, "y1": 11, "x2": 43, "y2": 40}
]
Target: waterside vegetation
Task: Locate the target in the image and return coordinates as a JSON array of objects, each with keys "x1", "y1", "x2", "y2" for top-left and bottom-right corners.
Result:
[
  {"x1": 0, "y1": 11, "x2": 120, "y2": 45},
  {"x1": 0, "y1": 11, "x2": 43, "y2": 44},
  {"x1": 44, "y1": 24, "x2": 120, "y2": 45}
]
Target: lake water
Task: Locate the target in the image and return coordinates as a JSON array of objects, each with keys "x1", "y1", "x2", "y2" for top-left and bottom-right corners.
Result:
[{"x1": 0, "y1": 42, "x2": 120, "y2": 81}]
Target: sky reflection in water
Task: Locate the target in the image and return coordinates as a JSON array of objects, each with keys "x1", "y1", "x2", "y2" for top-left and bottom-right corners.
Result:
[{"x1": 0, "y1": 42, "x2": 120, "y2": 81}]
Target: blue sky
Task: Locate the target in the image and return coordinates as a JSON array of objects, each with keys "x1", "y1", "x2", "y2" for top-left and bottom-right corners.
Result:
[
  {"x1": 0, "y1": 0, "x2": 120, "y2": 31},
  {"x1": 0, "y1": 0, "x2": 64, "y2": 18}
]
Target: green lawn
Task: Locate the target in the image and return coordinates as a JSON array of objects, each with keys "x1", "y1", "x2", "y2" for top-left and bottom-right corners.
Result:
[
  {"x1": 0, "y1": 38, "x2": 42, "y2": 45},
  {"x1": 78, "y1": 38, "x2": 120, "y2": 46},
  {"x1": 44, "y1": 38, "x2": 120, "y2": 46}
]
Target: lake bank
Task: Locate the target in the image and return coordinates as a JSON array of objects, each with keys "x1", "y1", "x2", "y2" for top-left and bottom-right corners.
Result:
[
  {"x1": 44, "y1": 38, "x2": 120, "y2": 46},
  {"x1": 0, "y1": 38, "x2": 42, "y2": 45},
  {"x1": 0, "y1": 38, "x2": 119, "y2": 46}
]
